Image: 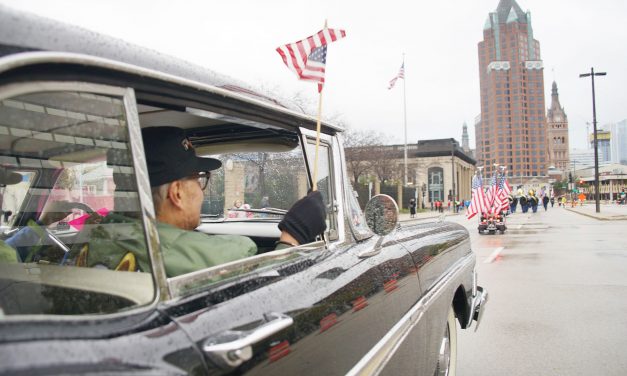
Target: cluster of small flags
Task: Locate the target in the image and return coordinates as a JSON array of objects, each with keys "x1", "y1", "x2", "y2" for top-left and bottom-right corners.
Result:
[{"x1": 467, "y1": 169, "x2": 511, "y2": 219}]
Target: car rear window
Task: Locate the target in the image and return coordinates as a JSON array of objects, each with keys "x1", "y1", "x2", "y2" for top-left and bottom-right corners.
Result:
[{"x1": 0, "y1": 86, "x2": 155, "y2": 316}]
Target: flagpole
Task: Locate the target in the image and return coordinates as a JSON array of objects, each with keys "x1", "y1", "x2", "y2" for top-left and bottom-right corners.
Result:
[
  {"x1": 312, "y1": 20, "x2": 328, "y2": 191},
  {"x1": 313, "y1": 89, "x2": 323, "y2": 191},
  {"x1": 402, "y1": 53, "x2": 408, "y2": 186}
]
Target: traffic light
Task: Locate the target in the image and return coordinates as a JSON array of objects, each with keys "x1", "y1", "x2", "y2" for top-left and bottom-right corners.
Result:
[
  {"x1": 568, "y1": 172, "x2": 573, "y2": 183},
  {"x1": 448, "y1": 189, "x2": 452, "y2": 201},
  {"x1": 579, "y1": 179, "x2": 584, "y2": 185}
]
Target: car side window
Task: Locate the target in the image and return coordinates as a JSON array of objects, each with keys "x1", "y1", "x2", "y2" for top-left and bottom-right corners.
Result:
[
  {"x1": 0, "y1": 170, "x2": 36, "y2": 228},
  {"x1": 305, "y1": 141, "x2": 338, "y2": 240},
  {"x1": 345, "y1": 179, "x2": 372, "y2": 240},
  {"x1": 0, "y1": 87, "x2": 154, "y2": 316}
]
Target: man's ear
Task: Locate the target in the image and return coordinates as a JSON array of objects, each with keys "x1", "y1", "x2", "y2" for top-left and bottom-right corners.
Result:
[{"x1": 166, "y1": 180, "x2": 185, "y2": 209}]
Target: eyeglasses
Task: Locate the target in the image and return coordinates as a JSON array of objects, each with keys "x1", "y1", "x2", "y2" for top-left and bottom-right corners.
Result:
[{"x1": 188, "y1": 172, "x2": 210, "y2": 190}]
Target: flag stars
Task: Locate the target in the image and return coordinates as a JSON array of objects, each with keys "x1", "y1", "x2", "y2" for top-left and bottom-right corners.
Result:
[{"x1": 309, "y1": 46, "x2": 327, "y2": 64}]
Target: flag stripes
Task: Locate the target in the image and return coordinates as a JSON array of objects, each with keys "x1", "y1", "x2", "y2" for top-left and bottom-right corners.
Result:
[
  {"x1": 388, "y1": 63, "x2": 405, "y2": 89},
  {"x1": 467, "y1": 170, "x2": 511, "y2": 219},
  {"x1": 467, "y1": 174, "x2": 488, "y2": 219},
  {"x1": 276, "y1": 28, "x2": 346, "y2": 92}
]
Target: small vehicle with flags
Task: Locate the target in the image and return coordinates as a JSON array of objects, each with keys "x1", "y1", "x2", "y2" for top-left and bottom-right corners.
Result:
[
  {"x1": 468, "y1": 166, "x2": 511, "y2": 235},
  {"x1": 478, "y1": 211, "x2": 507, "y2": 235}
]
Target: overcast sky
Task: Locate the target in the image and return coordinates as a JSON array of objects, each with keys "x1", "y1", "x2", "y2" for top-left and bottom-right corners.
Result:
[{"x1": 2, "y1": 0, "x2": 626, "y2": 150}]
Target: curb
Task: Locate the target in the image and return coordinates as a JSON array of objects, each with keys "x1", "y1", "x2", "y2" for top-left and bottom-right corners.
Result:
[{"x1": 564, "y1": 208, "x2": 627, "y2": 221}]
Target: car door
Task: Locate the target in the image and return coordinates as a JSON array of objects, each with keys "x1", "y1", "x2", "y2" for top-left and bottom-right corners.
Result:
[
  {"x1": 0, "y1": 76, "x2": 205, "y2": 374},
  {"x1": 394, "y1": 220, "x2": 474, "y2": 374},
  {"x1": 163, "y1": 131, "x2": 421, "y2": 375}
]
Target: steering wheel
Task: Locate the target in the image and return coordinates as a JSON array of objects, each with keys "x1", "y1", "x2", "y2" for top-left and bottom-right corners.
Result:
[
  {"x1": 39, "y1": 201, "x2": 95, "y2": 225},
  {"x1": 37, "y1": 201, "x2": 95, "y2": 263}
]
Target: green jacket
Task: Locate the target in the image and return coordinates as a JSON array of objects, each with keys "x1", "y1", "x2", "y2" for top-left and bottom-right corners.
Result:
[
  {"x1": 0, "y1": 239, "x2": 17, "y2": 263},
  {"x1": 72, "y1": 214, "x2": 257, "y2": 278},
  {"x1": 156, "y1": 222, "x2": 257, "y2": 277}
]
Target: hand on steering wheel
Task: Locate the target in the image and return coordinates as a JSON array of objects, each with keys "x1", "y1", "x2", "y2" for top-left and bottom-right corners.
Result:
[{"x1": 39, "y1": 200, "x2": 94, "y2": 226}]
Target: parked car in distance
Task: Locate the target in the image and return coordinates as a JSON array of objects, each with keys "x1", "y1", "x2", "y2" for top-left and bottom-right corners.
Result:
[{"x1": 0, "y1": 5, "x2": 486, "y2": 375}]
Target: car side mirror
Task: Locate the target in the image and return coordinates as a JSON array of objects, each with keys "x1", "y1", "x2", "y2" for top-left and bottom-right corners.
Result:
[{"x1": 364, "y1": 194, "x2": 399, "y2": 236}]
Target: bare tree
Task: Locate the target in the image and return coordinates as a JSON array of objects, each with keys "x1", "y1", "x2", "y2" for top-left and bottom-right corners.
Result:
[
  {"x1": 344, "y1": 129, "x2": 389, "y2": 184},
  {"x1": 369, "y1": 145, "x2": 403, "y2": 184}
]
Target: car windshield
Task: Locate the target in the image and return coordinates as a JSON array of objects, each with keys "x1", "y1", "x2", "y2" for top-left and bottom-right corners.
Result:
[{"x1": 199, "y1": 146, "x2": 309, "y2": 221}]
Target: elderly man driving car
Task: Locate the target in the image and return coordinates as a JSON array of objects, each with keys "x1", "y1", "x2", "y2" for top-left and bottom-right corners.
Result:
[{"x1": 141, "y1": 126, "x2": 327, "y2": 276}]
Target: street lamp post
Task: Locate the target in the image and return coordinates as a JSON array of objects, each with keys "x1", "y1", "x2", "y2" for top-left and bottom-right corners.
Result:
[
  {"x1": 451, "y1": 140, "x2": 456, "y2": 210},
  {"x1": 570, "y1": 160, "x2": 577, "y2": 201},
  {"x1": 579, "y1": 67, "x2": 606, "y2": 213}
]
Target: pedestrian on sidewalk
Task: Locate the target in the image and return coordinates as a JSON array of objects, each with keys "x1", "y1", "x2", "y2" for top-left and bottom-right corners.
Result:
[
  {"x1": 550, "y1": 196, "x2": 555, "y2": 207},
  {"x1": 409, "y1": 198, "x2": 416, "y2": 218}
]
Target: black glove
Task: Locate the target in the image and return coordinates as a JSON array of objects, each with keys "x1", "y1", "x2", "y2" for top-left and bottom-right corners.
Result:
[{"x1": 279, "y1": 191, "x2": 327, "y2": 244}]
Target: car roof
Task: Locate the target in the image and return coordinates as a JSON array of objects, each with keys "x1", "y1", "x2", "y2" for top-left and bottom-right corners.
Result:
[{"x1": 0, "y1": 5, "x2": 343, "y2": 134}]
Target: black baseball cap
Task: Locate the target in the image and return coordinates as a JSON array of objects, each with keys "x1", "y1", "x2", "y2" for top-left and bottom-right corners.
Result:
[{"x1": 141, "y1": 126, "x2": 222, "y2": 187}]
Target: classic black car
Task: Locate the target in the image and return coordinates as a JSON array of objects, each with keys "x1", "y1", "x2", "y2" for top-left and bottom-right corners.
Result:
[{"x1": 0, "y1": 6, "x2": 486, "y2": 375}]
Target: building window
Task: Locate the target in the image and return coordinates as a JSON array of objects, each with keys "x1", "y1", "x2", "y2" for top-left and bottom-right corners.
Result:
[{"x1": 428, "y1": 167, "x2": 444, "y2": 202}]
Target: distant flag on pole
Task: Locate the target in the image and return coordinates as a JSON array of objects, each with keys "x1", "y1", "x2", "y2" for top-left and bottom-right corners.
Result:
[
  {"x1": 388, "y1": 63, "x2": 405, "y2": 90},
  {"x1": 276, "y1": 27, "x2": 346, "y2": 92},
  {"x1": 467, "y1": 174, "x2": 488, "y2": 219}
]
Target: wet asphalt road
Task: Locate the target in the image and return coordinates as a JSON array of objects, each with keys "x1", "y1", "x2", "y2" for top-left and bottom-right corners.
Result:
[{"x1": 446, "y1": 206, "x2": 627, "y2": 376}]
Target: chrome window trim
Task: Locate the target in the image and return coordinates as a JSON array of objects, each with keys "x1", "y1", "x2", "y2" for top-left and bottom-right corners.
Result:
[
  {"x1": 299, "y1": 128, "x2": 345, "y2": 245},
  {"x1": 346, "y1": 253, "x2": 476, "y2": 376},
  {"x1": 0, "y1": 80, "x2": 165, "y2": 317},
  {"x1": 335, "y1": 132, "x2": 373, "y2": 242},
  {"x1": 122, "y1": 88, "x2": 170, "y2": 300},
  {"x1": 167, "y1": 242, "x2": 325, "y2": 297},
  {"x1": 0, "y1": 51, "x2": 343, "y2": 132}
]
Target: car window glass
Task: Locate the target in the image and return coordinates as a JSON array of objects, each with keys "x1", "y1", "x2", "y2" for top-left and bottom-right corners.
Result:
[
  {"x1": 345, "y1": 179, "x2": 371, "y2": 239},
  {"x1": 0, "y1": 89, "x2": 154, "y2": 316},
  {"x1": 1, "y1": 170, "x2": 36, "y2": 228},
  {"x1": 305, "y1": 142, "x2": 337, "y2": 239},
  {"x1": 200, "y1": 148, "x2": 309, "y2": 219}
]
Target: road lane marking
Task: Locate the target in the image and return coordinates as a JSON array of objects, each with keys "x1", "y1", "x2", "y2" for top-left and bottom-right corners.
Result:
[
  {"x1": 517, "y1": 224, "x2": 523, "y2": 229},
  {"x1": 484, "y1": 247, "x2": 504, "y2": 264}
]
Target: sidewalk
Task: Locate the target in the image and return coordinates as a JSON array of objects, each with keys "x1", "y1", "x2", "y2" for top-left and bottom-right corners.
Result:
[
  {"x1": 398, "y1": 209, "x2": 462, "y2": 222},
  {"x1": 565, "y1": 203, "x2": 627, "y2": 221}
]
